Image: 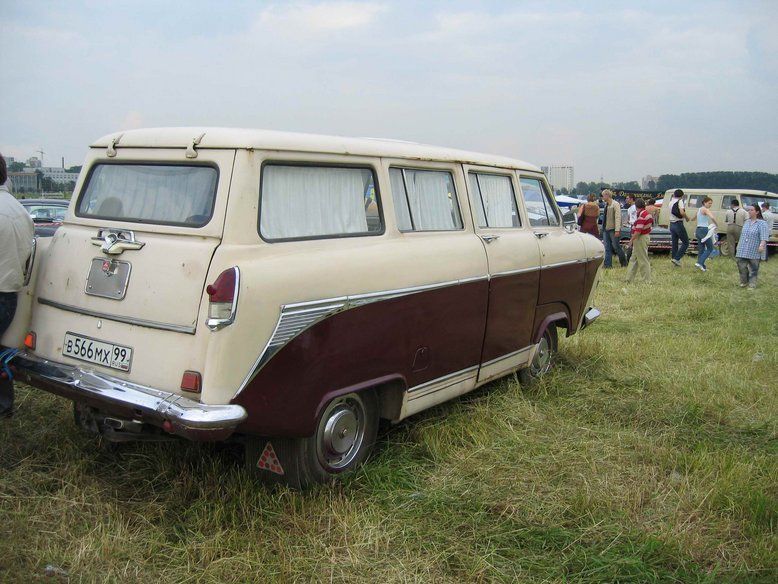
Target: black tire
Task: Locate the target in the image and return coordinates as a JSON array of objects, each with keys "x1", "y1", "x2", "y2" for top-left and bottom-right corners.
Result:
[
  {"x1": 245, "y1": 390, "x2": 379, "y2": 489},
  {"x1": 519, "y1": 326, "x2": 558, "y2": 386}
]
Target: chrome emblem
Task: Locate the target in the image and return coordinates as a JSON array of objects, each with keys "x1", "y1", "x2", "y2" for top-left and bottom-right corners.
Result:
[{"x1": 91, "y1": 229, "x2": 145, "y2": 255}]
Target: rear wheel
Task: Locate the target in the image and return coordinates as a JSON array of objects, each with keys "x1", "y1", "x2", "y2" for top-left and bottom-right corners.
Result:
[
  {"x1": 245, "y1": 390, "x2": 379, "y2": 489},
  {"x1": 519, "y1": 326, "x2": 558, "y2": 385}
]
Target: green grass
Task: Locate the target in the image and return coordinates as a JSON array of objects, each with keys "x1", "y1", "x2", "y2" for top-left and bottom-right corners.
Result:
[{"x1": 1, "y1": 255, "x2": 776, "y2": 583}]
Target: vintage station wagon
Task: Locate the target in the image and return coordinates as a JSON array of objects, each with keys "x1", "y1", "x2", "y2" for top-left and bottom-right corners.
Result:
[{"x1": 6, "y1": 128, "x2": 603, "y2": 487}]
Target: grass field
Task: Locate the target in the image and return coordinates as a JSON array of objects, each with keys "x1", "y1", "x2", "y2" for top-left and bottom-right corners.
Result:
[{"x1": 1, "y1": 256, "x2": 775, "y2": 583}]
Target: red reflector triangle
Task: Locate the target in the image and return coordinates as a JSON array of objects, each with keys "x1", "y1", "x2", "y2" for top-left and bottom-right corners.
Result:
[{"x1": 256, "y1": 442, "x2": 285, "y2": 475}]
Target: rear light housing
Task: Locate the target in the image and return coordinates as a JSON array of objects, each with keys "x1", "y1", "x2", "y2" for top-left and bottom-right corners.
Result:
[
  {"x1": 205, "y1": 266, "x2": 240, "y2": 331},
  {"x1": 180, "y1": 370, "x2": 202, "y2": 393},
  {"x1": 24, "y1": 331, "x2": 37, "y2": 350}
]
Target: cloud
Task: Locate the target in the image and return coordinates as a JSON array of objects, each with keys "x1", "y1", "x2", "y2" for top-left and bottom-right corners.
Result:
[{"x1": 254, "y1": 1, "x2": 386, "y2": 34}]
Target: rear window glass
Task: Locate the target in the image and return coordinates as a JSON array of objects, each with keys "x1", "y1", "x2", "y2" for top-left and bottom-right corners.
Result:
[
  {"x1": 260, "y1": 165, "x2": 381, "y2": 241},
  {"x1": 77, "y1": 164, "x2": 218, "y2": 226}
]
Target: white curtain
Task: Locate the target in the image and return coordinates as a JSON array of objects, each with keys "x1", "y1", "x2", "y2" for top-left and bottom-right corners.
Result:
[
  {"x1": 389, "y1": 169, "x2": 413, "y2": 231},
  {"x1": 402, "y1": 169, "x2": 460, "y2": 230},
  {"x1": 476, "y1": 174, "x2": 517, "y2": 228},
  {"x1": 261, "y1": 166, "x2": 369, "y2": 239},
  {"x1": 81, "y1": 165, "x2": 217, "y2": 224}
]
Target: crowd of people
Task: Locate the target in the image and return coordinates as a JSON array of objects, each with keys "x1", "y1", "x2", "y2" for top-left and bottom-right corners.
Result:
[{"x1": 576, "y1": 188, "x2": 773, "y2": 288}]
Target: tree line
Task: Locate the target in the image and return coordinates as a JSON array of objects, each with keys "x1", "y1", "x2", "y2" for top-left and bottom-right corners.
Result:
[{"x1": 559, "y1": 171, "x2": 778, "y2": 198}]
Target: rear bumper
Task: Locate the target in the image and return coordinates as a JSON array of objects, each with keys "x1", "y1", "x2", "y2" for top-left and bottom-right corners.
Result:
[{"x1": 14, "y1": 352, "x2": 247, "y2": 441}]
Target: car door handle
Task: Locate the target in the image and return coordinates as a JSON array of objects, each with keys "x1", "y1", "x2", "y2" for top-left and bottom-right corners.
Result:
[
  {"x1": 534, "y1": 232, "x2": 549, "y2": 239},
  {"x1": 481, "y1": 234, "x2": 500, "y2": 244}
]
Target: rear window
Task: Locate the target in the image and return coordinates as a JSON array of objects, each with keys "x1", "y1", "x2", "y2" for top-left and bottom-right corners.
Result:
[
  {"x1": 260, "y1": 164, "x2": 381, "y2": 241},
  {"x1": 77, "y1": 164, "x2": 218, "y2": 226}
]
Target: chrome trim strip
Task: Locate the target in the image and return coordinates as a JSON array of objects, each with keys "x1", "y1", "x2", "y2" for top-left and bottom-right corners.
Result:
[
  {"x1": 480, "y1": 345, "x2": 532, "y2": 368},
  {"x1": 234, "y1": 276, "x2": 488, "y2": 397},
  {"x1": 15, "y1": 351, "x2": 246, "y2": 434},
  {"x1": 23, "y1": 237, "x2": 38, "y2": 287},
  {"x1": 407, "y1": 365, "x2": 479, "y2": 400},
  {"x1": 492, "y1": 266, "x2": 539, "y2": 278},
  {"x1": 38, "y1": 297, "x2": 197, "y2": 335},
  {"x1": 540, "y1": 259, "x2": 582, "y2": 270}
]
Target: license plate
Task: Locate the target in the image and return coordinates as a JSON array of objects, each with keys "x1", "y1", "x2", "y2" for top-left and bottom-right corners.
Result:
[{"x1": 62, "y1": 332, "x2": 132, "y2": 371}]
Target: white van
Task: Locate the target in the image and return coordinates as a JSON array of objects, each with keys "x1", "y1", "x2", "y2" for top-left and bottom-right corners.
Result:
[{"x1": 5, "y1": 128, "x2": 604, "y2": 487}]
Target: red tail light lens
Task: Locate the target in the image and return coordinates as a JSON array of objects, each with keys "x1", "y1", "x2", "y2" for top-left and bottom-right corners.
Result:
[
  {"x1": 180, "y1": 370, "x2": 202, "y2": 393},
  {"x1": 24, "y1": 331, "x2": 37, "y2": 350},
  {"x1": 206, "y1": 267, "x2": 240, "y2": 330}
]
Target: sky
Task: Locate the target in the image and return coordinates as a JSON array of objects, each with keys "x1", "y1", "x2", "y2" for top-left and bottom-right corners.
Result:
[{"x1": 1, "y1": 0, "x2": 776, "y2": 183}]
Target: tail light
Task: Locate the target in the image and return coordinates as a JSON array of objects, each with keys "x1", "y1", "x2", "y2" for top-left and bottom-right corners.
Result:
[
  {"x1": 24, "y1": 331, "x2": 37, "y2": 350},
  {"x1": 206, "y1": 266, "x2": 240, "y2": 330},
  {"x1": 180, "y1": 370, "x2": 202, "y2": 393}
]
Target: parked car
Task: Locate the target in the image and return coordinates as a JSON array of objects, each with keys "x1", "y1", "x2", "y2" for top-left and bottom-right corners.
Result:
[
  {"x1": 617, "y1": 209, "x2": 672, "y2": 252},
  {"x1": 20, "y1": 198, "x2": 69, "y2": 237},
  {"x1": 658, "y1": 189, "x2": 778, "y2": 255},
  {"x1": 5, "y1": 128, "x2": 604, "y2": 488}
]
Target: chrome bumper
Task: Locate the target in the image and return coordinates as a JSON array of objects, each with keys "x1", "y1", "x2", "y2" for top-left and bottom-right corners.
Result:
[
  {"x1": 582, "y1": 307, "x2": 601, "y2": 328},
  {"x1": 14, "y1": 352, "x2": 247, "y2": 441}
]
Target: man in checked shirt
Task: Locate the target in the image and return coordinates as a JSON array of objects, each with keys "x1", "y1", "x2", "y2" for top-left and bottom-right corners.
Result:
[{"x1": 626, "y1": 199, "x2": 653, "y2": 283}]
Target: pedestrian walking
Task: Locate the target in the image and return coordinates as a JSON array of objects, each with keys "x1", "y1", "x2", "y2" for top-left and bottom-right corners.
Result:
[
  {"x1": 577, "y1": 193, "x2": 600, "y2": 237},
  {"x1": 694, "y1": 197, "x2": 719, "y2": 272},
  {"x1": 626, "y1": 199, "x2": 653, "y2": 283},
  {"x1": 601, "y1": 189, "x2": 627, "y2": 268},
  {"x1": 668, "y1": 189, "x2": 690, "y2": 266},
  {"x1": 725, "y1": 199, "x2": 747, "y2": 258},
  {"x1": 0, "y1": 153, "x2": 35, "y2": 417},
  {"x1": 735, "y1": 205, "x2": 769, "y2": 289}
]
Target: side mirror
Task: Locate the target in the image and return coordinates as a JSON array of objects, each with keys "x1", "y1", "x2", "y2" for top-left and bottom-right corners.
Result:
[{"x1": 562, "y1": 210, "x2": 577, "y2": 232}]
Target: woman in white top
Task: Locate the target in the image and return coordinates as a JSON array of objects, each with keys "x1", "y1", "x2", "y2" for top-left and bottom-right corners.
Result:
[{"x1": 694, "y1": 197, "x2": 718, "y2": 272}]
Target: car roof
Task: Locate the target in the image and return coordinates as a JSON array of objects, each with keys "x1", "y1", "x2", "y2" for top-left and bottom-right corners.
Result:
[{"x1": 92, "y1": 127, "x2": 542, "y2": 172}]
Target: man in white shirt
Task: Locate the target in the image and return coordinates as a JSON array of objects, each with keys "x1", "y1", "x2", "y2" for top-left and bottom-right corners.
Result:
[
  {"x1": 0, "y1": 153, "x2": 34, "y2": 416},
  {"x1": 668, "y1": 189, "x2": 690, "y2": 266},
  {"x1": 626, "y1": 194, "x2": 638, "y2": 227},
  {"x1": 725, "y1": 199, "x2": 747, "y2": 258}
]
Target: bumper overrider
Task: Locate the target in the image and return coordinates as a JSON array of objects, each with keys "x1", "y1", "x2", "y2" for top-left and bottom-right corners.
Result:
[
  {"x1": 581, "y1": 307, "x2": 601, "y2": 329},
  {"x1": 14, "y1": 352, "x2": 247, "y2": 441}
]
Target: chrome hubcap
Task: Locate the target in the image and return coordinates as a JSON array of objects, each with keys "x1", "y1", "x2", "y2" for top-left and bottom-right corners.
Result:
[
  {"x1": 316, "y1": 394, "x2": 365, "y2": 471},
  {"x1": 532, "y1": 335, "x2": 552, "y2": 375}
]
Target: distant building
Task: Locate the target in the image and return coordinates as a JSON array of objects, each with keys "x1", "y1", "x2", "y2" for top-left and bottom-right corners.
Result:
[
  {"x1": 26, "y1": 156, "x2": 42, "y2": 168},
  {"x1": 41, "y1": 166, "x2": 80, "y2": 183},
  {"x1": 641, "y1": 175, "x2": 659, "y2": 190},
  {"x1": 541, "y1": 164, "x2": 574, "y2": 192},
  {"x1": 8, "y1": 172, "x2": 39, "y2": 193}
]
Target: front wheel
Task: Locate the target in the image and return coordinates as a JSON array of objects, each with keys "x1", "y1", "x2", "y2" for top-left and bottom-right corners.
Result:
[
  {"x1": 245, "y1": 390, "x2": 379, "y2": 489},
  {"x1": 519, "y1": 326, "x2": 558, "y2": 386}
]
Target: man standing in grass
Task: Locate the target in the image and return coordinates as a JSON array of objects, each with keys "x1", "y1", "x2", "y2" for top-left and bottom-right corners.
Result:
[
  {"x1": 725, "y1": 199, "x2": 747, "y2": 258},
  {"x1": 626, "y1": 199, "x2": 653, "y2": 283},
  {"x1": 0, "y1": 153, "x2": 35, "y2": 417},
  {"x1": 668, "y1": 189, "x2": 690, "y2": 266},
  {"x1": 601, "y1": 189, "x2": 627, "y2": 268}
]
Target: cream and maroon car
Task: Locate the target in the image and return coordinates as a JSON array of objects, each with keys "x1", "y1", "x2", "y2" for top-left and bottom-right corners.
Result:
[{"x1": 5, "y1": 128, "x2": 603, "y2": 487}]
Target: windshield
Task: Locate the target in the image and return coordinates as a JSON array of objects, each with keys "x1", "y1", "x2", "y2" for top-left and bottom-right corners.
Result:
[
  {"x1": 77, "y1": 164, "x2": 218, "y2": 226},
  {"x1": 741, "y1": 196, "x2": 778, "y2": 214}
]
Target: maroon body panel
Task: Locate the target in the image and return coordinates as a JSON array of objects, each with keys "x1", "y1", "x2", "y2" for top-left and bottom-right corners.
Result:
[
  {"x1": 232, "y1": 280, "x2": 489, "y2": 437},
  {"x1": 480, "y1": 270, "x2": 539, "y2": 363},
  {"x1": 232, "y1": 257, "x2": 602, "y2": 439}
]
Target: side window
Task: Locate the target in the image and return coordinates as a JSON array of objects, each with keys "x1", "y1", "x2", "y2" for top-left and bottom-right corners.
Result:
[
  {"x1": 721, "y1": 195, "x2": 736, "y2": 209},
  {"x1": 519, "y1": 177, "x2": 560, "y2": 227},
  {"x1": 260, "y1": 164, "x2": 381, "y2": 240},
  {"x1": 468, "y1": 172, "x2": 521, "y2": 228},
  {"x1": 687, "y1": 194, "x2": 705, "y2": 208},
  {"x1": 389, "y1": 168, "x2": 463, "y2": 231}
]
